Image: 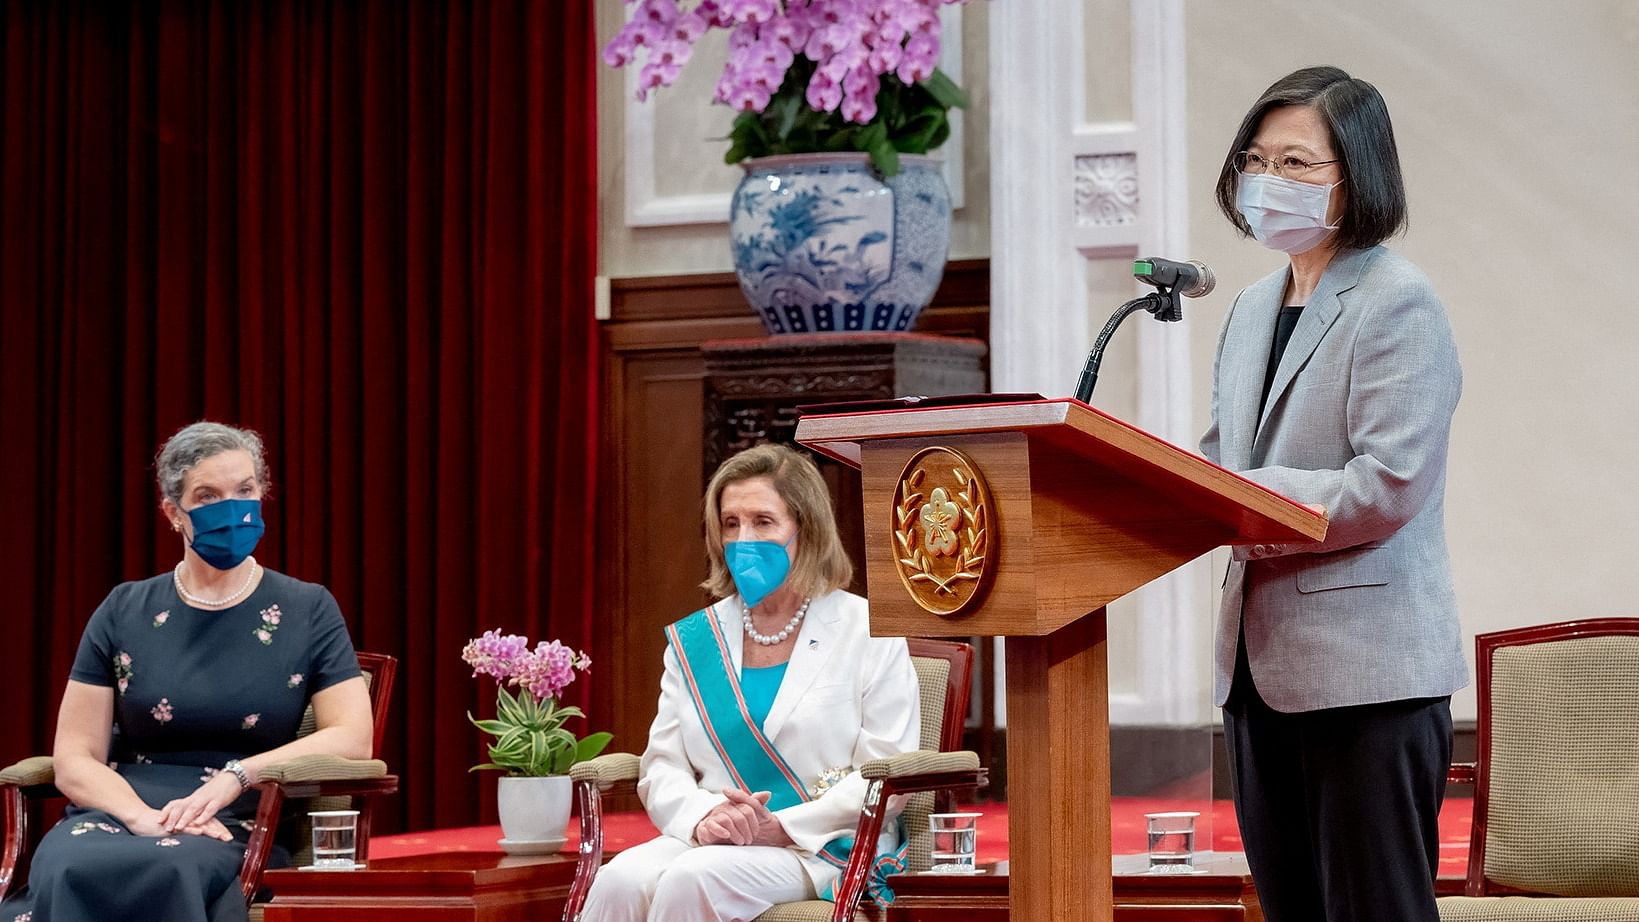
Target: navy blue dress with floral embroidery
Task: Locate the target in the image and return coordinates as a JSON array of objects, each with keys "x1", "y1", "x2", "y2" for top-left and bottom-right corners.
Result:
[{"x1": 1, "y1": 570, "x2": 360, "y2": 922}]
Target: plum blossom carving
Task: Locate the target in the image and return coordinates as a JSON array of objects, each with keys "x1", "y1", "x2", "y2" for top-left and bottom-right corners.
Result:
[{"x1": 918, "y1": 487, "x2": 961, "y2": 557}]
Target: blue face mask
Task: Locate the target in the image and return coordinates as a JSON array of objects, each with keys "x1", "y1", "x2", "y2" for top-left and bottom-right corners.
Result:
[
  {"x1": 724, "y1": 539, "x2": 793, "y2": 608},
  {"x1": 187, "y1": 498, "x2": 265, "y2": 571}
]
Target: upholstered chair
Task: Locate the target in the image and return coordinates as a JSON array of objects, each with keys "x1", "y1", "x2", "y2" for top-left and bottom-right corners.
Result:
[
  {"x1": 0, "y1": 652, "x2": 399, "y2": 919},
  {"x1": 562, "y1": 638, "x2": 985, "y2": 922},
  {"x1": 1438, "y1": 620, "x2": 1639, "y2": 921}
]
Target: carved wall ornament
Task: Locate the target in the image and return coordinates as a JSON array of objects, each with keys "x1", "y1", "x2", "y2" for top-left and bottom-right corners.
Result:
[
  {"x1": 890, "y1": 446, "x2": 994, "y2": 617},
  {"x1": 1073, "y1": 153, "x2": 1139, "y2": 227}
]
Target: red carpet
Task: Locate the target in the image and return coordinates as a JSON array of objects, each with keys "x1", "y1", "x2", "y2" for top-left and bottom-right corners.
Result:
[{"x1": 375, "y1": 797, "x2": 1474, "y2": 878}]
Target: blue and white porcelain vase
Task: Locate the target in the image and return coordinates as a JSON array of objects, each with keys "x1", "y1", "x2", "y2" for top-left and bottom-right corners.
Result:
[{"x1": 729, "y1": 153, "x2": 951, "y2": 335}]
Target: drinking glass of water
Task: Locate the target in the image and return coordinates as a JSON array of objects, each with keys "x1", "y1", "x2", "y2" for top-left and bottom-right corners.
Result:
[
  {"x1": 1145, "y1": 811, "x2": 1198, "y2": 872},
  {"x1": 927, "y1": 812, "x2": 982, "y2": 874},
  {"x1": 309, "y1": 810, "x2": 361, "y2": 869}
]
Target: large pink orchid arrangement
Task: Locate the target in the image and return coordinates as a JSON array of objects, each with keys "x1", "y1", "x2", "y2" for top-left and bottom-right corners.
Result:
[
  {"x1": 461, "y1": 630, "x2": 610, "y2": 777},
  {"x1": 603, "y1": 0, "x2": 976, "y2": 176}
]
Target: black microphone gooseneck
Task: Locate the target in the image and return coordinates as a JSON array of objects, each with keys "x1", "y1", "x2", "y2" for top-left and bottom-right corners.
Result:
[
  {"x1": 1073, "y1": 257, "x2": 1214, "y2": 403},
  {"x1": 1072, "y1": 290, "x2": 1180, "y2": 403}
]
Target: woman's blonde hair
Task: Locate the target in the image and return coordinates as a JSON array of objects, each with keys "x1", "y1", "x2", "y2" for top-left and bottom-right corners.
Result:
[{"x1": 701, "y1": 443, "x2": 853, "y2": 601}]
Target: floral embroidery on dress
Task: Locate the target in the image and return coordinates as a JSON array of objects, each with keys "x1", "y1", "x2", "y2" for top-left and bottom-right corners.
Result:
[
  {"x1": 809, "y1": 765, "x2": 853, "y2": 798},
  {"x1": 157, "y1": 837, "x2": 181, "y2": 847},
  {"x1": 14, "y1": 910, "x2": 33, "y2": 921},
  {"x1": 151, "y1": 698, "x2": 174, "y2": 723},
  {"x1": 200, "y1": 767, "x2": 220, "y2": 783},
  {"x1": 240, "y1": 819, "x2": 257, "y2": 831},
  {"x1": 114, "y1": 651, "x2": 134, "y2": 696},
  {"x1": 152, "y1": 610, "x2": 170, "y2": 628},
  {"x1": 254, "y1": 604, "x2": 282, "y2": 645},
  {"x1": 287, "y1": 673, "x2": 304, "y2": 688},
  {"x1": 69, "y1": 821, "x2": 121, "y2": 836},
  {"x1": 241, "y1": 713, "x2": 260, "y2": 729}
]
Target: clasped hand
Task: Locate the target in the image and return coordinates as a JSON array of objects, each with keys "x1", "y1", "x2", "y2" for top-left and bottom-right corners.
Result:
[
  {"x1": 137, "y1": 770, "x2": 243, "y2": 841},
  {"x1": 693, "y1": 788, "x2": 793, "y2": 848}
]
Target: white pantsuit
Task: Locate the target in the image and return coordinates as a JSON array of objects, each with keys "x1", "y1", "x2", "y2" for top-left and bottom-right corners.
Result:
[{"x1": 581, "y1": 590, "x2": 921, "y2": 922}]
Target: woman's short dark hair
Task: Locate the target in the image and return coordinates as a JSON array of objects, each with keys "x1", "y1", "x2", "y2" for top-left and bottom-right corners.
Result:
[{"x1": 1215, "y1": 66, "x2": 1407, "y2": 251}]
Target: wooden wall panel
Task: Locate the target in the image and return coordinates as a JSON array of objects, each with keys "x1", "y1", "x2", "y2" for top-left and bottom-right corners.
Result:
[{"x1": 590, "y1": 261, "x2": 991, "y2": 766}]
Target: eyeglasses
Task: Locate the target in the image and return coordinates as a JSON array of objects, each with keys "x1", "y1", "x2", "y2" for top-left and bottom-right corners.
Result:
[{"x1": 1234, "y1": 151, "x2": 1340, "y2": 178}]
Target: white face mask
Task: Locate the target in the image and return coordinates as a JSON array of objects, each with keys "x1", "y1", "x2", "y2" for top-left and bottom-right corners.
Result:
[{"x1": 1235, "y1": 171, "x2": 1340, "y2": 255}]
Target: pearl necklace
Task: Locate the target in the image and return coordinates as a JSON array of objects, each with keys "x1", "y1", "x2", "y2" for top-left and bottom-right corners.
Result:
[
  {"x1": 174, "y1": 557, "x2": 260, "y2": 608},
  {"x1": 742, "y1": 597, "x2": 811, "y2": 646}
]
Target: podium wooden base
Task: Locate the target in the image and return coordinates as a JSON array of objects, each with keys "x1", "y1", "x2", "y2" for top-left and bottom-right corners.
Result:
[{"x1": 1006, "y1": 613, "x2": 1113, "y2": 920}]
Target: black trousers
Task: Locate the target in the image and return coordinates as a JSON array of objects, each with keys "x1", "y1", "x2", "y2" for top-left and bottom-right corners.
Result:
[{"x1": 1223, "y1": 637, "x2": 1452, "y2": 922}]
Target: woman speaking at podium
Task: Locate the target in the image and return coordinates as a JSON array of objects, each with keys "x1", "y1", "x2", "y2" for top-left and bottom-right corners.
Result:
[{"x1": 1199, "y1": 67, "x2": 1464, "y2": 922}]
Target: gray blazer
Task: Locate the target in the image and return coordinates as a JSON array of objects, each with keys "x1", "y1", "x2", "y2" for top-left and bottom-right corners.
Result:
[{"x1": 1200, "y1": 245, "x2": 1467, "y2": 712}]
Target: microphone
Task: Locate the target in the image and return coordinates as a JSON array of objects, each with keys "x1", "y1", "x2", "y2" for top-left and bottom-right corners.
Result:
[
  {"x1": 1073, "y1": 257, "x2": 1215, "y2": 403},
  {"x1": 1133, "y1": 257, "x2": 1215, "y2": 298}
]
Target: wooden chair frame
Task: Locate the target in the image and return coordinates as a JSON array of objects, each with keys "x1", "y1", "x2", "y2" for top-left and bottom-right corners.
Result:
[
  {"x1": 1446, "y1": 618, "x2": 1639, "y2": 897},
  {"x1": 0, "y1": 651, "x2": 400, "y2": 907},
  {"x1": 562, "y1": 637, "x2": 985, "y2": 922}
]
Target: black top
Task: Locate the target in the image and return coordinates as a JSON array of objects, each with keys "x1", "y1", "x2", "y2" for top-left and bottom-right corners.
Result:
[{"x1": 1257, "y1": 305, "x2": 1306, "y2": 418}]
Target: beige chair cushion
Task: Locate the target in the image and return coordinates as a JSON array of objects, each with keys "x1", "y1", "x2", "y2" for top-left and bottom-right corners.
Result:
[
  {"x1": 753, "y1": 651, "x2": 957, "y2": 920},
  {"x1": 285, "y1": 669, "x2": 377, "y2": 865},
  {"x1": 1440, "y1": 897, "x2": 1639, "y2": 921},
  {"x1": 756, "y1": 900, "x2": 882, "y2": 922},
  {"x1": 899, "y1": 654, "x2": 954, "y2": 873},
  {"x1": 1483, "y1": 636, "x2": 1639, "y2": 897},
  {"x1": 0, "y1": 755, "x2": 56, "y2": 788}
]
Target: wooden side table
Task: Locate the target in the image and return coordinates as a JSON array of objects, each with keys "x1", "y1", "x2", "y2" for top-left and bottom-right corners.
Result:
[
  {"x1": 260, "y1": 852, "x2": 575, "y2": 922},
  {"x1": 887, "y1": 853, "x2": 1264, "y2": 921}
]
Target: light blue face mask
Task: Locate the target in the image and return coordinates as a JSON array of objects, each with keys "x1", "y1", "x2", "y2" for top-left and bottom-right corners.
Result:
[
  {"x1": 724, "y1": 538, "x2": 793, "y2": 607},
  {"x1": 186, "y1": 498, "x2": 265, "y2": 571}
]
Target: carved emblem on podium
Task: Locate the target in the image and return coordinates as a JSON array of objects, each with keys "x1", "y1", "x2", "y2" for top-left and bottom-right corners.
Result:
[{"x1": 891, "y1": 447, "x2": 994, "y2": 616}]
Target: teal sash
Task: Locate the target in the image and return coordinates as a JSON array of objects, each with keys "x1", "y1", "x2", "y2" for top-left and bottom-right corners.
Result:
[{"x1": 666, "y1": 607, "x2": 908, "y2": 907}]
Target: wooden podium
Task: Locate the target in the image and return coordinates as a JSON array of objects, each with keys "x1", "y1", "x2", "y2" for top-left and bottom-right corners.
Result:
[{"x1": 795, "y1": 397, "x2": 1325, "y2": 921}]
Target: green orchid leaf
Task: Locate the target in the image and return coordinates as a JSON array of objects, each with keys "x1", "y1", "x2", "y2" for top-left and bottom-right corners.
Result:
[
  {"x1": 867, "y1": 138, "x2": 900, "y2": 178},
  {"x1": 922, "y1": 69, "x2": 969, "y2": 110},
  {"x1": 574, "y1": 732, "x2": 614, "y2": 764}
]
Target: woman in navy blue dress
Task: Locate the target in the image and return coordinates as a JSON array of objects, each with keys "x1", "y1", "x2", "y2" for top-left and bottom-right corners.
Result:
[{"x1": 1, "y1": 422, "x2": 373, "y2": 922}]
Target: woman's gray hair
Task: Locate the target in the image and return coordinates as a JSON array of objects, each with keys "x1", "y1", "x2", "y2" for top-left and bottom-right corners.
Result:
[{"x1": 155, "y1": 422, "x2": 270, "y2": 504}]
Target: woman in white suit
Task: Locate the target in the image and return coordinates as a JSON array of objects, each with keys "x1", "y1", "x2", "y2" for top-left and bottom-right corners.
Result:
[{"x1": 581, "y1": 443, "x2": 921, "y2": 922}]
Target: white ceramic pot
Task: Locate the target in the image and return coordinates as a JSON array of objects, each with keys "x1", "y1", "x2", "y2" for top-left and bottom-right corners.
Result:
[{"x1": 496, "y1": 775, "x2": 571, "y2": 854}]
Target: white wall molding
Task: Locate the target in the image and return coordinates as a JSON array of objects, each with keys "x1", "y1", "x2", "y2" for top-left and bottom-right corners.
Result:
[
  {"x1": 991, "y1": 0, "x2": 1205, "y2": 727},
  {"x1": 623, "y1": 9, "x2": 967, "y2": 228}
]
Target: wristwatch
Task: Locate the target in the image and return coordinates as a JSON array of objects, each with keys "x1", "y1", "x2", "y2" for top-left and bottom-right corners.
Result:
[{"x1": 223, "y1": 758, "x2": 252, "y2": 789}]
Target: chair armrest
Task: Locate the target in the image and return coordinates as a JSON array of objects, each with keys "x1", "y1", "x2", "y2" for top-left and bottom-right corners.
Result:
[
  {"x1": 1447, "y1": 762, "x2": 1476, "y2": 785},
  {"x1": 569, "y1": 753, "x2": 640, "y2": 792},
  {"x1": 860, "y1": 749, "x2": 979, "y2": 780},
  {"x1": 256, "y1": 754, "x2": 388, "y2": 785},
  {"x1": 0, "y1": 757, "x2": 55, "y2": 789}
]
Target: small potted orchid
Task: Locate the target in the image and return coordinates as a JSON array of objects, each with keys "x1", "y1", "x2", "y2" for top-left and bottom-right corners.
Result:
[
  {"x1": 462, "y1": 630, "x2": 610, "y2": 852},
  {"x1": 604, "y1": 0, "x2": 984, "y2": 335}
]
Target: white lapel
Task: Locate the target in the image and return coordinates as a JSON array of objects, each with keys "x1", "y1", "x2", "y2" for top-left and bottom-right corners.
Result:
[
  {"x1": 760, "y1": 593, "x2": 843, "y2": 742},
  {"x1": 713, "y1": 601, "x2": 744, "y2": 674}
]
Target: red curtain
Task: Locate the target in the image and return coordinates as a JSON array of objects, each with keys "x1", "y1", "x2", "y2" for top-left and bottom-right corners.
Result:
[{"x1": 0, "y1": 0, "x2": 598, "y2": 833}]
